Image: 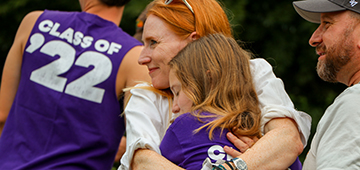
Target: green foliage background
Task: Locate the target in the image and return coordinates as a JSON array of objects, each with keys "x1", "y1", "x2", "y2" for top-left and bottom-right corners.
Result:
[{"x1": 0, "y1": 0, "x2": 347, "y2": 166}]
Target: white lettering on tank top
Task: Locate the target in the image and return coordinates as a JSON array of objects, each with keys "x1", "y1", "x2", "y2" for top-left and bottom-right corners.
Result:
[
  {"x1": 24, "y1": 19, "x2": 123, "y2": 103},
  {"x1": 37, "y1": 19, "x2": 122, "y2": 53},
  {"x1": 207, "y1": 145, "x2": 233, "y2": 161}
]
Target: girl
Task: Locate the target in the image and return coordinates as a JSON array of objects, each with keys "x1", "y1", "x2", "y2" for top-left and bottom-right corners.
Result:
[{"x1": 163, "y1": 33, "x2": 301, "y2": 170}]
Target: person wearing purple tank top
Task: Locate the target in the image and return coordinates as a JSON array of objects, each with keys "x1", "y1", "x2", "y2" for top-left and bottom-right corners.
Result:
[
  {"x1": 0, "y1": 0, "x2": 150, "y2": 169},
  {"x1": 163, "y1": 33, "x2": 302, "y2": 170}
]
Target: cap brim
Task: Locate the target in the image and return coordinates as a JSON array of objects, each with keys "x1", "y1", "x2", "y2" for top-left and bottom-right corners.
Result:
[{"x1": 293, "y1": 0, "x2": 346, "y2": 23}]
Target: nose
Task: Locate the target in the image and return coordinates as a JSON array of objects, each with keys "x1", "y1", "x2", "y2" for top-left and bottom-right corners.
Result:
[
  {"x1": 138, "y1": 48, "x2": 151, "y2": 65},
  {"x1": 309, "y1": 26, "x2": 323, "y2": 47},
  {"x1": 172, "y1": 101, "x2": 180, "y2": 114}
]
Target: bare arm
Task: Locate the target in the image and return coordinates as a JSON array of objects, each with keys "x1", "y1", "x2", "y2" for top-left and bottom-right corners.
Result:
[
  {"x1": 0, "y1": 11, "x2": 43, "y2": 136},
  {"x1": 114, "y1": 136, "x2": 127, "y2": 162},
  {"x1": 225, "y1": 118, "x2": 303, "y2": 170},
  {"x1": 115, "y1": 41, "x2": 151, "y2": 164},
  {"x1": 132, "y1": 149, "x2": 184, "y2": 170}
]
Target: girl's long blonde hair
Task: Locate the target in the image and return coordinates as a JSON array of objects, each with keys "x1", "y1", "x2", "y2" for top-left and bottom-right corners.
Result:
[{"x1": 169, "y1": 34, "x2": 262, "y2": 139}]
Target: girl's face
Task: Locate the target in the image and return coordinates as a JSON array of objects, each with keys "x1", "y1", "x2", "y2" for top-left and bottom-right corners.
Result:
[
  {"x1": 139, "y1": 14, "x2": 189, "y2": 89},
  {"x1": 169, "y1": 69, "x2": 193, "y2": 114}
]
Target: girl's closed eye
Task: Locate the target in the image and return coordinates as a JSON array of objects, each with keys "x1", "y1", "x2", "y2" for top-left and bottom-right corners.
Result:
[{"x1": 170, "y1": 87, "x2": 179, "y2": 97}]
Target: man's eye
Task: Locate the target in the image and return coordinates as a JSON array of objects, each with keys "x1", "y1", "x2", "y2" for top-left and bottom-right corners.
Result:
[{"x1": 322, "y1": 21, "x2": 331, "y2": 26}]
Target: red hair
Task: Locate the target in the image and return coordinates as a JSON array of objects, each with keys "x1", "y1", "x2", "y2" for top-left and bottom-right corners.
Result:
[{"x1": 148, "y1": 0, "x2": 232, "y2": 39}]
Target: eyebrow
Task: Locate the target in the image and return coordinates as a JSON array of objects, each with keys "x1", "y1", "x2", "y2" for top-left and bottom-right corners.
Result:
[
  {"x1": 142, "y1": 36, "x2": 151, "y2": 43},
  {"x1": 321, "y1": 13, "x2": 334, "y2": 21}
]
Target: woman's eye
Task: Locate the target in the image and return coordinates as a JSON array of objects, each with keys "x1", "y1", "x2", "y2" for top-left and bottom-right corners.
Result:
[{"x1": 150, "y1": 40, "x2": 157, "y2": 46}]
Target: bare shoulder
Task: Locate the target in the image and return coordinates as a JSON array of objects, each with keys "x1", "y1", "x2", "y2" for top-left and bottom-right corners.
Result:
[
  {"x1": 124, "y1": 45, "x2": 143, "y2": 59},
  {"x1": 16, "y1": 11, "x2": 43, "y2": 50},
  {"x1": 116, "y1": 45, "x2": 150, "y2": 96},
  {"x1": 23, "y1": 11, "x2": 43, "y2": 21},
  {"x1": 18, "y1": 11, "x2": 43, "y2": 32},
  {"x1": 124, "y1": 45, "x2": 151, "y2": 86}
]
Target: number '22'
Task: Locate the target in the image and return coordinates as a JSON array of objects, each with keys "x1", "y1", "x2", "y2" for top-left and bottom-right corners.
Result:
[{"x1": 26, "y1": 33, "x2": 112, "y2": 103}]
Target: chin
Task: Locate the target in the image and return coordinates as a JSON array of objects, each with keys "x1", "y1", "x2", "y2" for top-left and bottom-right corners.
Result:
[{"x1": 152, "y1": 80, "x2": 169, "y2": 90}]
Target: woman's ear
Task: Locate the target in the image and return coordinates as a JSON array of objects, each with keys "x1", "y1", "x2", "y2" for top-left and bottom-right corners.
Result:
[{"x1": 188, "y1": 32, "x2": 200, "y2": 42}]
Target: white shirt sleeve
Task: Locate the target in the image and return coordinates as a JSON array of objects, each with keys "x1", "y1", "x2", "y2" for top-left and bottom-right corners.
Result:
[
  {"x1": 119, "y1": 83, "x2": 171, "y2": 170},
  {"x1": 250, "y1": 58, "x2": 312, "y2": 147}
]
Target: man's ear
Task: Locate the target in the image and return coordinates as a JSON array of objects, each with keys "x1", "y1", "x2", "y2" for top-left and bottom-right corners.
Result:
[{"x1": 188, "y1": 31, "x2": 200, "y2": 42}]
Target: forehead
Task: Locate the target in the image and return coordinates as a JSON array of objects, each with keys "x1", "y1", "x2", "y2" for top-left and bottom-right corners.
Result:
[
  {"x1": 143, "y1": 14, "x2": 176, "y2": 39},
  {"x1": 169, "y1": 69, "x2": 177, "y2": 81},
  {"x1": 169, "y1": 69, "x2": 180, "y2": 88},
  {"x1": 143, "y1": 15, "x2": 166, "y2": 31},
  {"x1": 320, "y1": 11, "x2": 352, "y2": 22}
]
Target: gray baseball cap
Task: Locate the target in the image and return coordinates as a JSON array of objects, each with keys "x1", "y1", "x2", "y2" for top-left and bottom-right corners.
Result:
[{"x1": 293, "y1": 0, "x2": 360, "y2": 23}]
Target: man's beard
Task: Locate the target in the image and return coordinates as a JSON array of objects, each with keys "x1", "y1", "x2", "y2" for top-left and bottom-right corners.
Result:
[{"x1": 316, "y1": 31, "x2": 353, "y2": 83}]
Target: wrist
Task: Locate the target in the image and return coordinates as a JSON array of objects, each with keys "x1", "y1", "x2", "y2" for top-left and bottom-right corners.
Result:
[
  {"x1": 231, "y1": 157, "x2": 248, "y2": 170},
  {"x1": 211, "y1": 157, "x2": 248, "y2": 170}
]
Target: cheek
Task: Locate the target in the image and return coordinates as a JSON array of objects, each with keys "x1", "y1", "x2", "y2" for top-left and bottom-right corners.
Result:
[
  {"x1": 161, "y1": 43, "x2": 184, "y2": 61},
  {"x1": 179, "y1": 95, "x2": 193, "y2": 112},
  {"x1": 153, "y1": 47, "x2": 176, "y2": 65}
]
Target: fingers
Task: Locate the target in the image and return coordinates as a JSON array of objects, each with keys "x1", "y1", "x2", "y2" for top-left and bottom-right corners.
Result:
[
  {"x1": 252, "y1": 136, "x2": 260, "y2": 143},
  {"x1": 238, "y1": 136, "x2": 255, "y2": 148},
  {"x1": 226, "y1": 132, "x2": 255, "y2": 153},
  {"x1": 226, "y1": 132, "x2": 248, "y2": 153},
  {"x1": 224, "y1": 145, "x2": 242, "y2": 158}
]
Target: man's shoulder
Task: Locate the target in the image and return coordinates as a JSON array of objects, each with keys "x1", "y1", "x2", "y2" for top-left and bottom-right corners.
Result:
[
  {"x1": 325, "y1": 84, "x2": 360, "y2": 118},
  {"x1": 336, "y1": 84, "x2": 360, "y2": 103}
]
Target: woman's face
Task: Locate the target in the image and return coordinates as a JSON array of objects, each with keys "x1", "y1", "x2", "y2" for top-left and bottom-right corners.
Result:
[
  {"x1": 139, "y1": 14, "x2": 189, "y2": 89},
  {"x1": 169, "y1": 69, "x2": 193, "y2": 114}
]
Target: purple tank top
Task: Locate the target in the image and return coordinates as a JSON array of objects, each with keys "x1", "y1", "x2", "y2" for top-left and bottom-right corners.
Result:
[
  {"x1": 160, "y1": 112, "x2": 302, "y2": 170},
  {"x1": 0, "y1": 10, "x2": 141, "y2": 169}
]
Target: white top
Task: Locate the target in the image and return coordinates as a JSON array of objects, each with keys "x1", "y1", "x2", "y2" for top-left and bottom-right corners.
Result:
[
  {"x1": 119, "y1": 58, "x2": 312, "y2": 169},
  {"x1": 303, "y1": 83, "x2": 360, "y2": 170}
]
